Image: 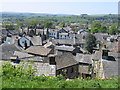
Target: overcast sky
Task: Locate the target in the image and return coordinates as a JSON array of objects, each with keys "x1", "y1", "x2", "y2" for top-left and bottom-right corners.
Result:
[{"x1": 1, "y1": 0, "x2": 119, "y2": 15}]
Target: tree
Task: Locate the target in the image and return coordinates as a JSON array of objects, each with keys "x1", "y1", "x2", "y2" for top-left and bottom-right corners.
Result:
[
  {"x1": 85, "y1": 33, "x2": 97, "y2": 53},
  {"x1": 59, "y1": 22, "x2": 65, "y2": 27},
  {"x1": 28, "y1": 20, "x2": 38, "y2": 35},
  {"x1": 91, "y1": 21, "x2": 101, "y2": 33},
  {"x1": 44, "y1": 21, "x2": 53, "y2": 28},
  {"x1": 108, "y1": 25, "x2": 119, "y2": 35},
  {"x1": 17, "y1": 22, "x2": 24, "y2": 32},
  {"x1": 99, "y1": 25, "x2": 107, "y2": 33},
  {"x1": 2, "y1": 21, "x2": 15, "y2": 30}
]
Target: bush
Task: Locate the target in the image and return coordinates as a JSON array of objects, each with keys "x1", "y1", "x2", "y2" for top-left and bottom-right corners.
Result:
[{"x1": 2, "y1": 62, "x2": 119, "y2": 88}]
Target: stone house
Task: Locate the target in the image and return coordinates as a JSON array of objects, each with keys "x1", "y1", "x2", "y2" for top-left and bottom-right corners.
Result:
[
  {"x1": 5, "y1": 35, "x2": 21, "y2": 45},
  {"x1": 18, "y1": 36, "x2": 31, "y2": 49},
  {"x1": 18, "y1": 35, "x2": 43, "y2": 49},
  {"x1": 92, "y1": 49, "x2": 119, "y2": 79},
  {"x1": 49, "y1": 29, "x2": 59, "y2": 38},
  {"x1": 55, "y1": 52, "x2": 93, "y2": 79},
  {"x1": 55, "y1": 45, "x2": 82, "y2": 55},
  {"x1": 10, "y1": 46, "x2": 56, "y2": 76},
  {"x1": 25, "y1": 46, "x2": 56, "y2": 65},
  {"x1": 26, "y1": 35, "x2": 43, "y2": 46},
  {"x1": 51, "y1": 33, "x2": 86, "y2": 47},
  {"x1": 49, "y1": 28, "x2": 75, "y2": 39},
  {"x1": 94, "y1": 33, "x2": 110, "y2": 43},
  {"x1": 1, "y1": 43, "x2": 21, "y2": 60}
]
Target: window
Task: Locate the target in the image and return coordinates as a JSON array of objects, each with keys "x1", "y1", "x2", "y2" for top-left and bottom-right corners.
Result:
[
  {"x1": 70, "y1": 67, "x2": 74, "y2": 73},
  {"x1": 22, "y1": 41, "x2": 24, "y2": 43},
  {"x1": 8, "y1": 40, "x2": 11, "y2": 44},
  {"x1": 58, "y1": 71, "x2": 61, "y2": 75}
]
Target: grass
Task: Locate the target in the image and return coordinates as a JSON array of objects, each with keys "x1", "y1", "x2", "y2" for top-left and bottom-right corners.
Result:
[
  {"x1": 1, "y1": 62, "x2": 119, "y2": 88},
  {"x1": 2, "y1": 75, "x2": 119, "y2": 88}
]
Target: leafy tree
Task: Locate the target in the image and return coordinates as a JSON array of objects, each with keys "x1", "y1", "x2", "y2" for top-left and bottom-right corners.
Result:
[
  {"x1": 85, "y1": 33, "x2": 97, "y2": 53},
  {"x1": 99, "y1": 25, "x2": 107, "y2": 33},
  {"x1": 91, "y1": 21, "x2": 101, "y2": 33},
  {"x1": 59, "y1": 22, "x2": 65, "y2": 27},
  {"x1": 2, "y1": 21, "x2": 15, "y2": 30},
  {"x1": 28, "y1": 20, "x2": 38, "y2": 35},
  {"x1": 91, "y1": 28, "x2": 98, "y2": 33},
  {"x1": 17, "y1": 22, "x2": 24, "y2": 32},
  {"x1": 44, "y1": 21, "x2": 53, "y2": 28},
  {"x1": 108, "y1": 25, "x2": 119, "y2": 35}
]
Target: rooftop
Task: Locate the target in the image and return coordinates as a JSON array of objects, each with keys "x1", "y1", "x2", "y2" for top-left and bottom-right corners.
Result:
[
  {"x1": 26, "y1": 46, "x2": 52, "y2": 56},
  {"x1": 55, "y1": 45, "x2": 75, "y2": 52}
]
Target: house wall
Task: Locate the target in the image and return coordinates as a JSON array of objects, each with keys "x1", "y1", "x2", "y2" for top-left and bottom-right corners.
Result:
[
  {"x1": 6, "y1": 37, "x2": 15, "y2": 44},
  {"x1": 58, "y1": 34, "x2": 74, "y2": 39},
  {"x1": 56, "y1": 64, "x2": 79, "y2": 79},
  {"x1": 78, "y1": 64, "x2": 92, "y2": 78},
  {"x1": 49, "y1": 32, "x2": 58, "y2": 38},
  {"x1": 10, "y1": 61, "x2": 56, "y2": 77},
  {"x1": 19, "y1": 37, "x2": 31, "y2": 48},
  {"x1": 92, "y1": 60, "x2": 104, "y2": 78}
]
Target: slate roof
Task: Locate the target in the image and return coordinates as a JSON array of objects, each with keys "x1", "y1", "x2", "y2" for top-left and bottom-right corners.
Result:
[
  {"x1": 58, "y1": 28, "x2": 68, "y2": 33},
  {"x1": 102, "y1": 60, "x2": 118, "y2": 78},
  {"x1": 30, "y1": 36, "x2": 42, "y2": 46},
  {"x1": 1, "y1": 29, "x2": 20, "y2": 36},
  {"x1": 52, "y1": 39, "x2": 75, "y2": 45},
  {"x1": 92, "y1": 51, "x2": 102, "y2": 61},
  {"x1": 55, "y1": 45, "x2": 75, "y2": 52},
  {"x1": 76, "y1": 53, "x2": 92, "y2": 64},
  {"x1": 44, "y1": 42, "x2": 53, "y2": 48},
  {"x1": 26, "y1": 46, "x2": 52, "y2": 56},
  {"x1": 108, "y1": 52, "x2": 120, "y2": 61},
  {"x1": 20, "y1": 56, "x2": 47, "y2": 62},
  {"x1": 111, "y1": 41, "x2": 120, "y2": 53},
  {"x1": 94, "y1": 33, "x2": 110, "y2": 42},
  {"x1": 55, "y1": 51, "x2": 93, "y2": 70},
  {"x1": 75, "y1": 34, "x2": 86, "y2": 44},
  {"x1": 55, "y1": 52, "x2": 78, "y2": 70},
  {"x1": 1, "y1": 44, "x2": 21, "y2": 60},
  {"x1": 49, "y1": 29, "x2": 59, "y2": 33},
  {"x1": 14, "y1": 51, "x2": 34, "y2": 59}
]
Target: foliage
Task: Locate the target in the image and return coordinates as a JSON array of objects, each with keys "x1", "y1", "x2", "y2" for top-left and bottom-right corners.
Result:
[
  {"x1": 2, "y1": 13, "x2": 118, "y2": 35},
  {"x1": 59, "y1": 22, "x2": 66, "y2": 27},
  {"x1": 44, "y1": 21, "x2": 53, "y2": 28},
  {"x1": 99, "y1": 25, "x2": 107, "y2": 33},
  {"x1": 17, "y1": 22, "x2": 24, "y2": 28},
  {"x1": 108, "y1": 25, "x2": 119, "y2": 35},
  {"x1": 28, "y1": 20, "x2": 38, "y2": 29},
  {"x1": 2, "y1": 21, "x2": 15, "y2": 30},
  {"x1": 85, "y1": 33, "x2": 97, "y2": 53},
  {"x1": 91, "y1": 21, "x2": 101, "y2": 33},
  {"x1": 1, "y1": 62, "x2": 119, "y2": 88}
]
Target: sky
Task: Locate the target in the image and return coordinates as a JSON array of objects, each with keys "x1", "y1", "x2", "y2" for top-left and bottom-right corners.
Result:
[{"x1": 1, "y1": 0, "x2": 119, "y2": 15}]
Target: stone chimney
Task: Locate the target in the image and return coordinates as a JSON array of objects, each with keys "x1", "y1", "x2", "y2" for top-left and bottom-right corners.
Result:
[
  {"x1": 14, "y1": 36, "x2": 19, "y2": 46},
  {"x1": 23, "y1": 40, "x2": 27, "y2": 50}
]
